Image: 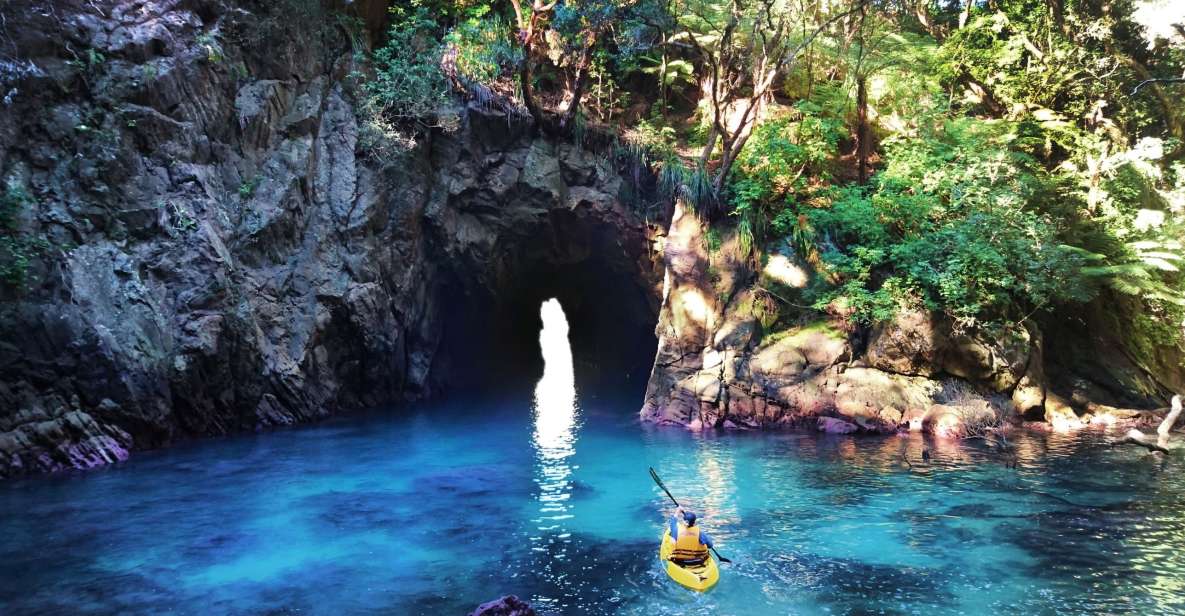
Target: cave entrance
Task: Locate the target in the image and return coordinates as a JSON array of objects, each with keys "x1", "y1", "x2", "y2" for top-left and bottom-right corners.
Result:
[
  {"x1": 433, "y1": 246, "x2": 661, "y2": 398},
  {"x1": 422, "y1": 115, "x2": 667, "y2": 402}
]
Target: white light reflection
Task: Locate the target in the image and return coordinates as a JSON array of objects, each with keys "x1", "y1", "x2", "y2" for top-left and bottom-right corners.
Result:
[{"x1": 530, "y1": 299, "x2": 580, "y2": 557}]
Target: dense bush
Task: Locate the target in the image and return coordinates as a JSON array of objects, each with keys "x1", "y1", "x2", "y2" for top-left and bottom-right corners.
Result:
[{"x1": 364, "y1": 9, "x2": 451, "y2": 122}]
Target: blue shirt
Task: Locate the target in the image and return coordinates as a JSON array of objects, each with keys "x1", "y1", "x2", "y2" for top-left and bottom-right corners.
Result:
[{"x1": 669, "y1": 515, "x2": 713, "y2": 549}]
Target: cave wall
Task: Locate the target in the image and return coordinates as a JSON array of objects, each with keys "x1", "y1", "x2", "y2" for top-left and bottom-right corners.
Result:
[{"x1": 0, "y1": 0, "x2": 664, "y2": 478}]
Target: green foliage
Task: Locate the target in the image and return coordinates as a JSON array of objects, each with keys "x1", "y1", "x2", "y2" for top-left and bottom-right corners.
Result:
[
  {"x1": 337, "y1": 0, "x2": 1184, "y2": 355},
  {"x1": 704, "y1": 226, "x2": 722, "y2": 254},
  {"x1": 140, "y1": 62, "x2": 158, "y2": 83},
  {"x1": 729, "y1": 100, "x2": 846, "y2": 254},
  {"x1": 0, "y1": 183, "x2": 49, "y2": 287},
  {"x1": 239, "y1": 177, "x2": 260, "y2": 200},
  {"x1": 195, "y1": 33, "x2": 223, "y2": 63},
  {"x1": 364, "y1": 8, "x2": 451, "y2": 121},
  {"x1": 1070, "y1": 236, "x2": 1184, "y2": 306},
  {"x1": 733, "y1": 104, "x2": 845, "y2": 201},
  {"x1": 657, "y1": 156, "x2": 713, "y2": 212},
  {"x1": 168, "y1": 202, "x2": 197, "y2": 234},
  {"x1": 443, "y1": 10, "x2": 519, "y2": 84},
  {"x1": 806, "y1": 118, "x2": 1090, "y2": 324}
]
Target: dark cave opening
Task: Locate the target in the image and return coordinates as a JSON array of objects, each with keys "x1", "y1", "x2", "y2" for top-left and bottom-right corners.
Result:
[{"x1": 430, "y1": 213, "x2": 662, "y2": 399}]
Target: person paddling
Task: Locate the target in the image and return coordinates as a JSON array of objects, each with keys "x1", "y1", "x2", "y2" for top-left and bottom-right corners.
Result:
[{"x1": 668, "y1": 507, "x2": 714, "y2": 566}]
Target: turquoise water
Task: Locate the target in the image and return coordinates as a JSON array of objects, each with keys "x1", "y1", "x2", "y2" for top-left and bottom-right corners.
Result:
[
  {"x1": 4, "y1": 393, "x2": 1185, "y2": 614},
  {"x1": 3, "y1": 307, "x2": 1185, "y2": 614}
]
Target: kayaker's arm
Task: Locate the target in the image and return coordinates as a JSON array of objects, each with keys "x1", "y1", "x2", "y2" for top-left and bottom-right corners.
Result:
[{"x1": 668, "y1": 514, "x2": 680, "y2": 538}]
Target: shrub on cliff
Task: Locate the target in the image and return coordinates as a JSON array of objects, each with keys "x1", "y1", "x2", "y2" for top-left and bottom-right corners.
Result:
[
  {"x1": 0, "y1": 182, "x2": 49, "y2": 288},
  {"x1": 364, "y1": 8, "x2": 452, "y2": 122}
]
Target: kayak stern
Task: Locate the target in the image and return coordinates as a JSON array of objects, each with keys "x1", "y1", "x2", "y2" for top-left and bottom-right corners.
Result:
[{"x1": 659, "y1": 530, "x2": 720, "y2": 591}]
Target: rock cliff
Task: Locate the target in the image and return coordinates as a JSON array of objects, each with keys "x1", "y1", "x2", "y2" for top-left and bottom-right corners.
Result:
[{"x1": 0, "y1": 0, "x2": 662, "y2": 477}]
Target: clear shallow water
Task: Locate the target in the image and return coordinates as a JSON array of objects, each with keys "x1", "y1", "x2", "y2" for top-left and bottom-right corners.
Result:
[
  {"x1": 3, "y1": 308, "x2": 1185, "y2": 615},
  {"x1": 2, "y1": 398, "x2": 1184, "y2": 615}
]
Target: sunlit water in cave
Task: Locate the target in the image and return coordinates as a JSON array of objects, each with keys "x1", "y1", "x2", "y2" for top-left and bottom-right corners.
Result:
[{"x1": 3, "y1": 301, "x2": 1185, "y2": 615}]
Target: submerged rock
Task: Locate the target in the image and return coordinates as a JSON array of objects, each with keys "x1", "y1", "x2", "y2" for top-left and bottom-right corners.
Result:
[{"x1": 469, "y1": 595, "x2": 537, "y2": 616}]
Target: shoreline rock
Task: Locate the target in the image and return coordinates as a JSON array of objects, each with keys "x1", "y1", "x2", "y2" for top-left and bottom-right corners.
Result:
[{"x1": 470, "y1": 595, "x2": 537, "y2": 616}]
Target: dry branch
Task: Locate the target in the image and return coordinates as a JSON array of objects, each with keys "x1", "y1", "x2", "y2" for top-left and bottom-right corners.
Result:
[{"x1": 1120, "y1": 395, "x2": 1181, "y2": 454}]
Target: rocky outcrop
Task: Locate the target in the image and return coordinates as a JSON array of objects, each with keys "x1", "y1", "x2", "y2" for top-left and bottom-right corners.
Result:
[
  {"x1": 469, "y1": 595, "x2": 537, "y2": 616},
  {"x1": 640, "y1": 201, "x2": 1065, "y2": 436},
  {"x1": 866, "y1": 309, "x2": 1033, "y2": 392},
  {"x1": 0, "y1": 1, "x2": 662, "y2": 477}
]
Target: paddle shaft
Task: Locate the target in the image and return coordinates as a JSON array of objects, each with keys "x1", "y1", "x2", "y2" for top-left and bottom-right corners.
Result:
[
  {"x1": 649, "y1": 467, "x2": 681, "y2": 508},
  {"x1": 648, "y1": 467, "x2": 732, "y2": 564}
]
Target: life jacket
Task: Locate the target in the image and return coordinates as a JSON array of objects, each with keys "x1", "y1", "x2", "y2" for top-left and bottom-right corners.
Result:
[{"x1": 671, "y1": 523, "x2": 709, "y2": 563}]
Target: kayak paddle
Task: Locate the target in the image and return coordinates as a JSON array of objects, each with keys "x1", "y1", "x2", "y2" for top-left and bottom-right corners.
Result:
[{"x1": 649, "y1": 467, "x2": 733, "y2": 564}]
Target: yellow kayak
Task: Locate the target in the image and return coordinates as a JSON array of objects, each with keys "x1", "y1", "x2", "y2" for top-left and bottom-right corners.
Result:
[{"x1": 659, "y1": 530, "x2": 720, "y2": 591}]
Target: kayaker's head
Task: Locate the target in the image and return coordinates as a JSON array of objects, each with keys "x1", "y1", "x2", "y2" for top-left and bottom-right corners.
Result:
[{"x1": 682, "y1": 510, "x2": 697, "y2": 526}]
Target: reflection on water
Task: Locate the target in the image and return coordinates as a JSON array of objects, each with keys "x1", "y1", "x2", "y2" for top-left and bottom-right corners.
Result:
[{"x1": 530, "y1": 299, "x2": 580, "y2": 557}]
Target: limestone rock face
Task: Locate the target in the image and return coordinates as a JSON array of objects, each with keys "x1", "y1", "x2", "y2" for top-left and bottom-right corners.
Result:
[
  {"x1": 1045, "y1": 392, "x2": 1085, "y2": 430},
  {"x1": 942, "y1": 324, "x2": 1032, "y2": 393},
  {"x1": 638, "y1": 208, "x2": 1065, "y2": 435},
  {"x1": 0, "y1": 2, "x2": 662, "y2": 477},
  {"x1": 1012, "y1": 328, "x2": 1048, "y2": 419}
]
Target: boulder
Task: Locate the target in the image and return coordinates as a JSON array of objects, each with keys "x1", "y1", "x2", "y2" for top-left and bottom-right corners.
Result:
[
  {"x1": 470, "y1": 595, "x2": 537, "y2": 616},
  {"x1": 818, "y1": 417, "x2": 859, "y2": 434},
  {"x1": 1045, "y1": 392, "x2": 1085, "y2": 431},
  {"x1": 902, "y1": 407, "x2": 928, "y2": 432},
  {"x1": 866, "y1": 309, "x2": 945, "y2": 376},
  {"x1": 834, "y1": 368, "x2": 941, "y2": 423},
  {"x1": 878, "y1": 405, "x2": 904, "y2": 430},
  {"x1": 942, "y1": 324, "x2": 1031, "y2": 392},
  {"x1": 923, "y1": 402, "x2": 1000, "y2": 438},
  {"x1": 925, "y1": 405, "x2": 963, "y2": 438},
  {"x1": 1012, "y1": 353, "x2": 1047, "y2": 420},
  {"x1": 866, "y1": 311, "x2": 1035, "y2": 393}
]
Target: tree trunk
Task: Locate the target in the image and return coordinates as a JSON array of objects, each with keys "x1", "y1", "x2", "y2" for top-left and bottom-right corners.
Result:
[
  {"x1": 561, "y1": 40, "x2": 595, "y2": 129},
  {"x1": 856, "y1": 75, "x2": 869, "y2": 184},
  {"x1": 959, "y1": 0, "x2": 974, "y2": 29},
  {"x1": 1048, "y1": 0, "x2": 1066, "y2": 34},
  {"x1": 519, "y1": 57, "x2": 548, "y2": 130},
  {"x1": 959, "y1": 70, "x2": 1007, "y2": 116}
]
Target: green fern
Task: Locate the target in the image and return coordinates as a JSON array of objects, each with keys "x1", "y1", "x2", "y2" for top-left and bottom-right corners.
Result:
[{"x1": 1067, "y1": 239, "x2": 1184, "y2": 305}]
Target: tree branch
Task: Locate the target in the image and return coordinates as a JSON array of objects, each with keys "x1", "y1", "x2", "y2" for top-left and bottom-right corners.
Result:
[
  {"x1": 1131, "y1": 77, "x2": 1185, "y2": 96},
  {"x1": 1120, "y1": 395, "x2": 1181, "y2": 454}
]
